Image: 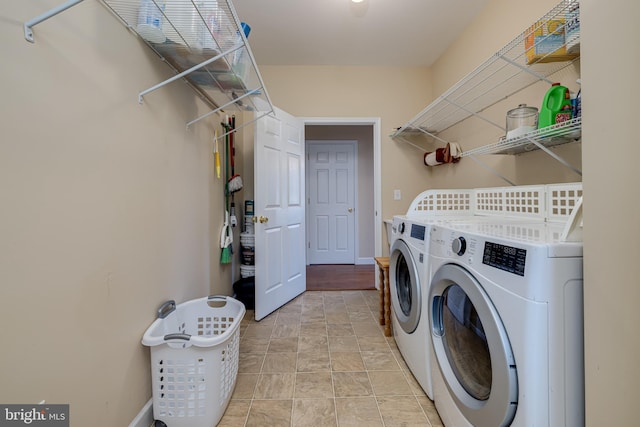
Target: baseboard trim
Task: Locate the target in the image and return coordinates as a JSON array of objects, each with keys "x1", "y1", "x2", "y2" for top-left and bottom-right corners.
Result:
[{"x1": 128, "y1": 398, "x2": 153, "y2": 427}]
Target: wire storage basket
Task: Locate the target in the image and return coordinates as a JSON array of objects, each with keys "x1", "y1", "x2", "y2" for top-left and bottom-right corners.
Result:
[{"x1": 142, "y1": 295, "x2": 246, "y2": 427}]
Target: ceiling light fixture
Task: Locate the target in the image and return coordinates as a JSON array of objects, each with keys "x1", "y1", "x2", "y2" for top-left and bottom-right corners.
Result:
[{"x1": 351, "y1": 0, "x2": 364, "y2": 3}]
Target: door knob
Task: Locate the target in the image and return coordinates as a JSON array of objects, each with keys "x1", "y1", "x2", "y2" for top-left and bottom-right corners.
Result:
[
  {"x1": 348, "y1": 208, "x2": 353, "y2": 213},
  {"x1": 259, "y1": 216, "x2": 269, "y2": 223}
]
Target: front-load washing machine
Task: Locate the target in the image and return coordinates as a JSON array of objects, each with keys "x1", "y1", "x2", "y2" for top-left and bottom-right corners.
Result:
[
  {"x1": 389, "y1": 215, "x2": 433, "y2": 399},
  {"x1": 427, "y1": 221, "x2": 584, "y2": 427}
]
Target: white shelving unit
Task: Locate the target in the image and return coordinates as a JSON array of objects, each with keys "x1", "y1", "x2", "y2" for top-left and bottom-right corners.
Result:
[
  {"x1": 25, "y1": 0, "x2": 275, "y2": 133},
  {"x1": 392, "y1": 0, "x2": 581, "y2": 178}
]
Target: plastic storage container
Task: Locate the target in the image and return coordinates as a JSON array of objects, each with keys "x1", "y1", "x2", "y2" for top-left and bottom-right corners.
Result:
[{"x1": 142, "y1": 295, "x2": 246, "y2": 427}]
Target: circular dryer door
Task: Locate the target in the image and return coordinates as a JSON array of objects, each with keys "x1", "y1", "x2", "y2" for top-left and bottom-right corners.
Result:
[
  {"x1": 390, "y1": 238, "x2": 421, "y2": 334},
  {"x1": 429, "y1": 263, "x2": 518, "y2": 427}
]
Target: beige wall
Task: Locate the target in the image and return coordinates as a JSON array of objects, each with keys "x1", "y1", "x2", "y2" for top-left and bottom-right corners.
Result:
[
  {"x1": 581, "y1": 1, "x2": 640, "y2": 425},
  {"x1": 0, "y1": 1, "x2": 236, "y2": 425}
]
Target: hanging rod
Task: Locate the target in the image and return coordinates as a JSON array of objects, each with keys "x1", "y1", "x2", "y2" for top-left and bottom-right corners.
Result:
[
  {"x1": 24, "y1": 0, "x2": 86, "y2": 43},
  {"x1": 186, "y1": 89, "x2": 270, "y2": 128}
]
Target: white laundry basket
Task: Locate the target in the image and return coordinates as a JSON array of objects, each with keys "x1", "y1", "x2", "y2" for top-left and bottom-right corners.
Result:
[{"x1": 142, "y1": 295, "x2": 246, "y2": 427}]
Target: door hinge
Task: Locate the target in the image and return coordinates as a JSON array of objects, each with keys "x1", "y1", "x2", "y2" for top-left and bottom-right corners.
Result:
[{"x1": 308, "y1": 241, "x2": 310, "y2": 249}]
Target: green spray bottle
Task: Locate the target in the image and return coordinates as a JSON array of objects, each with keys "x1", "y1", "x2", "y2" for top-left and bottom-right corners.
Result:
[{"x1": 538, "y1": 83, "x2": 573, "y2": 128}]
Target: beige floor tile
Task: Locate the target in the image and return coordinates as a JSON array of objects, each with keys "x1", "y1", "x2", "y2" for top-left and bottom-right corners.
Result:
[
  {"x1": 349, "y1": 310, "x2": 375, "y2": 322},
  {"x1": 331, "y1": 352, "x2": 365, "y2": 371},
  {"x1": 292, "y1": 398, "x2": 337, "y2": 427},
  {"x1": 369, "y1": 370, "x2": 413, "y2": 396},
  {"x1": 326, "y1": 311, "x2": 351, "y2": 324},
  {"x1": 327, "y1": 323, "x2": 355, "y2": 337},
  {"x1": 361, "y1": 351, "x2": 401, "y2": 371},
  {"x1": 324, "y1": 303, "x2": 348, "y2": 314},
  {"x1": 279, "y1": 303, "x2": 303, "y2": 315},
  {"x1": 240, "y1": 337, "x2": 270, "y2": 353},
  {"x1": 238, "y1": 353, "x2": 265, "y2": 374},
  {"x1": 357, "y1": 335, "x2": 391, "y2": 352},
  {"x1": 332, "y1": 371, "x2": 373, "y2": 397},
  {"x1": 268, "y1": 337, "x2": 299, "y2": 353},
  {"x1": 377, "y1": 396, "x2": 430, "y2": 426},
  {"x1": 231, "y1": 373, "x2": 259, "y2": 399},
  {"x1": 297, "y1": 335, "x2": 328, "y2": 352},
  {"x1": 217, "y1": 399, "x2": 251, "y2": 427},
  {"x1": 300, "y1": 309, "x2": 326, "y2": 323},
  {"x1": 261, "y1": 352, "x2": 297, "y2": 373},
  {"x1": 246, "y1": 399, "x2": 292, "y2": 427},
  {"x1": 335, "y1": 397, "x2": 383, "y2": 427},
  {"x1": 297, "y1": 351, "x2": 330, "y2": 372},
  {"x1": 417, "y1": 395, "x2": 444, "y2": 426},
  {"x1": 352, "y1": 321, "x2": 384, "y2": 337},
  {"x1": 328, "y1": 336, "x2": 359, "y2": 352},
  {"x1": 253, "y1": 373, "x2": 295, "y2": 399},
  {"x1": 271, "y1": 323, "x2": 300, "y2": 338},
  {"x1": 275, "y1": 312, "x2": 301, "y2": 325},
  {"x1": 243, "y1": 323, "x2": 274, "y2": 339},
  {"x1": 294, "y1": 372, "x2": 334, "y2": 398},
  {"x1": 299, "y1": 322, "x2": 327, "y2": 336}
]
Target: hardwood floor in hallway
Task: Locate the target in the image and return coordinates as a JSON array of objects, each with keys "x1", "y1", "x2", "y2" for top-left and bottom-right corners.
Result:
[{"x1": 306, "y1": 264, "x2": 376, "y2": 291}]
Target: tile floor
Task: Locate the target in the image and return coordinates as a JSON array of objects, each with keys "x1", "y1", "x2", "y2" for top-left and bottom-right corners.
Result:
[{"x1": 219, "y1": 290, "x2": 444, "y2": 427}]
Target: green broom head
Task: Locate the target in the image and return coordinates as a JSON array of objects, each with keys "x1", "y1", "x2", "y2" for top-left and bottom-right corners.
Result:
[{"x1": 220, "y1": 245, "x2": 232, "y2": 264}]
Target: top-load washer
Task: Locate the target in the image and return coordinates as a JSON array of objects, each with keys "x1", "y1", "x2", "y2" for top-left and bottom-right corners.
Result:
[
  {"x1": 389, "y1": 215, "x2": 433, "y2": 398},
  {"x1": 427, "y1": 220, "x2": 584, "y2": 427}
]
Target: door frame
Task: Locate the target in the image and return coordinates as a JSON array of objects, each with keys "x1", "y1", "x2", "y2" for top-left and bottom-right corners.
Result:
[
  {"x1": 301, "y1": 117, "x2": 382, "y2": 271},
  {"x1": 306, "y1": 140, "x2": 358, "y2": 265}
]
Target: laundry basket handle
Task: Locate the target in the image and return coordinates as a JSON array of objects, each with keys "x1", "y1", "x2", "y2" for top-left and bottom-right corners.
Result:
[
  {"x1": 164, "y1": 333, "x2": 192, "y2": 341},
  {"x1": 157, "y1": 300, "x2": 176, "y2": 319},
  {"x1": 208, "y1": 295, "x2": 228, "y2": 302}
]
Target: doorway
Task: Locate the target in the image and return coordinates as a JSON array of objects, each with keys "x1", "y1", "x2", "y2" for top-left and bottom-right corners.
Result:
[
  {"x1": 302, "y1": 122, "x2": 382, "y2": 265},
  {"x1": 303, "y1": 118, "x2": 382, "y2": 271}
]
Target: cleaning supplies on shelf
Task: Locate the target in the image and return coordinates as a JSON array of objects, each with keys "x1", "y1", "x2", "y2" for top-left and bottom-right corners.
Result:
[
  {"x1": 524, "y1": 17, "x2": 578, "y2": 65},
  {"x1": 538, "y1": 83, "x2": 572, "y2": 128},
  {"x1": 565, "y1": 1, "x2": 580, "y2": 54}
]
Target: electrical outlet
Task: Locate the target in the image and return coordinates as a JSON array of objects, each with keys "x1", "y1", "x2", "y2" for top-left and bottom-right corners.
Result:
[{"x1": 394, "y1": 189, "x2": 401, "y2": 200}]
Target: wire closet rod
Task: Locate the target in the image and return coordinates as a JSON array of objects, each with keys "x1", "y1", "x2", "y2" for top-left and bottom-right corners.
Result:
[{"x1": 24, "y1": 0, "x2": 86, "y2": 43}]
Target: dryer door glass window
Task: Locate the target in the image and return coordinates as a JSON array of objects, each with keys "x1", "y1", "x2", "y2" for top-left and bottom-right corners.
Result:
[
  {"x1": 441, "y1": 284, "x2": 491, "y2": 400},
  {"x1": 395, "y1": 253, "x2": 412, "y2": 317}
]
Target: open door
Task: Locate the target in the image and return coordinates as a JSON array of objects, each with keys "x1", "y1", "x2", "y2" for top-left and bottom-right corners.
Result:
[{"x1": 254, "y1": 107, "x2": 306, "y2": 320}]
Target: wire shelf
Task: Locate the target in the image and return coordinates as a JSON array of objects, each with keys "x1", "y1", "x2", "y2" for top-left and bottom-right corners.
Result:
[
  {"x1": 391, "y1": 0, "x2": 579, "y2": 141},
  {"x1": 102, "y1": 0, "x2": 274, "y2": 125}
]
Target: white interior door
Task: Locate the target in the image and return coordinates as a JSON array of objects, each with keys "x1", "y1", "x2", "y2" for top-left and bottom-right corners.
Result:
[
  {"x1": 254, "y1": 107, "x2": 306, "y2": 321},
  {"x1": 307, "y1": 141, "x2": 356, "y2": 265}
]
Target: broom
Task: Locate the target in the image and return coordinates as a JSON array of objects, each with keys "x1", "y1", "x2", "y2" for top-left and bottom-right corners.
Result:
[
  {"x1": 220, "y1": 211, "x2": 232, "y2": 264},
  {"x1": 220, "y1": 122, "x2": 233, "y2": 264}
]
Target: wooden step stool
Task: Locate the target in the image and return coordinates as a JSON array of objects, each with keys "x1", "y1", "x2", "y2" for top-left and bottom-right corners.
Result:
[{"x1": 374, "y1": 256, "x2": 391, "y2": 337}]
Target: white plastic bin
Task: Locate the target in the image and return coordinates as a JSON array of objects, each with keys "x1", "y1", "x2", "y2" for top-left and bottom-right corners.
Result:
[{"x1": 142, "y1": 295, "x2": 246, "y2": 427}]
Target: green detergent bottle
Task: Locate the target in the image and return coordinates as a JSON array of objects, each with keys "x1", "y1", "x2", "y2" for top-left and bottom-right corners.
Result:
[{"x1": 538, "y1": 83, "x2": 573, "y2": 128}]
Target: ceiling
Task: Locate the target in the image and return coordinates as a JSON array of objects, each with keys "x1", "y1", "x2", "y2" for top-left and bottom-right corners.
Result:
[{"x1": 231, "y1": 0, "x2": 489, "y2": 67}]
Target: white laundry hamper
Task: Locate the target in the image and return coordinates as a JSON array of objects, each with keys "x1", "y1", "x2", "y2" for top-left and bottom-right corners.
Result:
[{"x1": 142, "y1": 295, "x2": 246, "y2": 427}]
